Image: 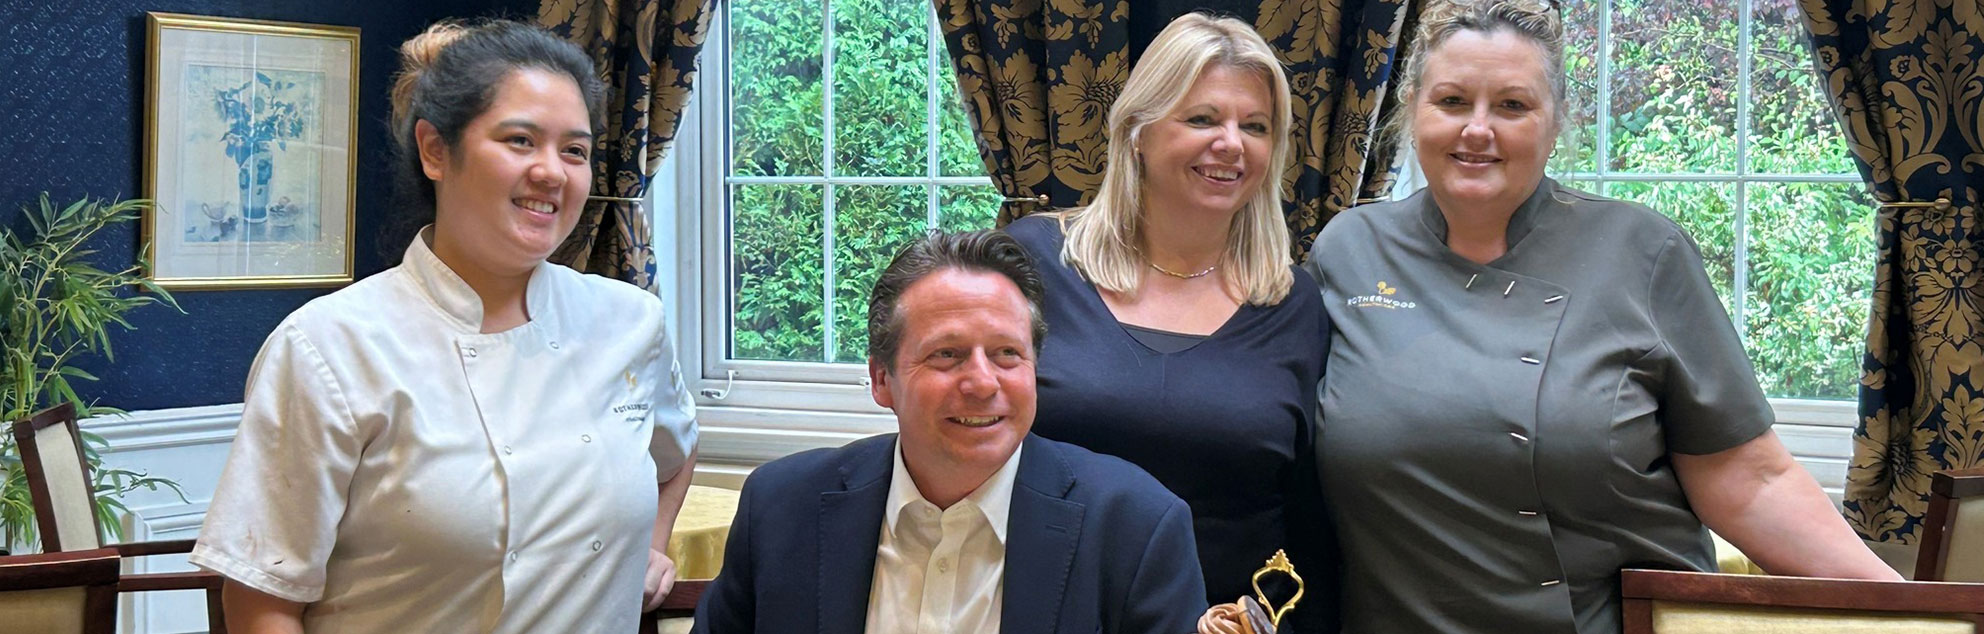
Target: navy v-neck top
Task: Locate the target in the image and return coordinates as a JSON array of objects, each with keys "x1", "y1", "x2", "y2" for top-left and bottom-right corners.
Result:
[{"x1": 1007, "y1": 214, "x2": 1336, "y2": 630}]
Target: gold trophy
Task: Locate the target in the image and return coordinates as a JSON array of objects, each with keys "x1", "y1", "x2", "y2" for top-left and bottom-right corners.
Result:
[{"x1": 1198, "y1": 550, "x2": 1304, "y2": 634}]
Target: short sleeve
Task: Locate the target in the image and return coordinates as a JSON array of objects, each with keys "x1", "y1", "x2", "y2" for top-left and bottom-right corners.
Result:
[
  {"x1": 648, "y1": 316, "x2": 699, "y2": 481},
  {"x1": 189, "y1": 324, "x2": 365, "y2": 603},
  {"x1": 1650, "y1": 231, "x2": 1775, "y2": 455}
]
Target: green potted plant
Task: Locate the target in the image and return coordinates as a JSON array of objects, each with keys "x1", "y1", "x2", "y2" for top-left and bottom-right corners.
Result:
[{"x1": 1, "y1": 194, "x2": 187, "y2": 551}]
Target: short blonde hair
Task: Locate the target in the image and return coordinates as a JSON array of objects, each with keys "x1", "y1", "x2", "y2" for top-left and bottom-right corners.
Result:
[{"x1": 1059, "y1": 12, "x2": 1295, "y2": 305}]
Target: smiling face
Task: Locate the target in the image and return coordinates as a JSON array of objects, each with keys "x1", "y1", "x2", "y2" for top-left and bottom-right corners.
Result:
[
  {"x1": 1412, "y1": 28, "x2": 1558, "y2": 215},
  {"x1": 1136, "y1": 64, "x2": 1275, "y2": 223},
  {"x1": 870, "y1": 268, "x2": 1037, "y2": 497},
  {"x1": 419, "y1": 68, "x2": 594, "y2": 278}
]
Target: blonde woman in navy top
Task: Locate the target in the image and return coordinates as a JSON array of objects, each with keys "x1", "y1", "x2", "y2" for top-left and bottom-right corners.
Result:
[{"x1": 1005, "y1": 12, "x2": 1333, "y2": 631}]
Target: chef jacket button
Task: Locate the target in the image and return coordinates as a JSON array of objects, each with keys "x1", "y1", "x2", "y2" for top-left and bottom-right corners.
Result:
[
  {"x1": 549, "y1": 340, "x2": 560, "y2": 350},
  {"x1": 503, "y1": 445, "x2": 514, "y2": 455},
  {"x1": 581, "y1": 434, "x2": 592, "y2": 443},
  {"x1": 464, "y1": 347, "x2": 478, "y2": 358},
  {"x1": 591, "y1": 540, "x2": 603, "y2": 552},
  {"x1": 509, "y1": 552, "x2": 519, "y2": 562}
]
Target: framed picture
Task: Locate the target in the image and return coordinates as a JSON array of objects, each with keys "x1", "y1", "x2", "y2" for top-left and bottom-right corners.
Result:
[{"x1": 143, "y1": 13, "x2": 358, "y2": 289}]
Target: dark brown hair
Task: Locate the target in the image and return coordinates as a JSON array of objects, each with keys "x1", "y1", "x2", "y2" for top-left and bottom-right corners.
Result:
[{"x1": 866, "y1": 230, "x2": 1048, "y2": 369}]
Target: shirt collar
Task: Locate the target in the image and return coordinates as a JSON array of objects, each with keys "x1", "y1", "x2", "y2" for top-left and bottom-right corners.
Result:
[
  {"x1": 883, "y1": 438, "x2": 1024, "y2": 544},
  {"x1": 401, "y1": 225, "x2": 562, "y2": 335},
  {"x1": 1419, "y1": 176, "x2": 1559, "y2": 253}
]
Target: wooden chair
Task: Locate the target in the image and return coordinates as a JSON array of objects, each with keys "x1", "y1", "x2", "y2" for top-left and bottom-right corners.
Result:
[
  {"x1": 1622, "y1": 568, "x2": 1984, "y2": 633},
  {"x1": 640, "y1": 579, "x2": 709, "y2": 634},
  {"x1": 1918, "y1": 467, "x2": 1984, "y2": 582},
  {"x1": 12, "y1": 403, "x2": 227, "y2": 633},
  {"x1": 0, "y1": 547, "x2": 121, "y2": 634}
]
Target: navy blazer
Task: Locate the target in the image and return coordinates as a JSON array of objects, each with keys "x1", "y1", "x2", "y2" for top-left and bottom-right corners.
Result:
[{"x1": 692, "y1": 433, "x2": 1208, "y2": 634}]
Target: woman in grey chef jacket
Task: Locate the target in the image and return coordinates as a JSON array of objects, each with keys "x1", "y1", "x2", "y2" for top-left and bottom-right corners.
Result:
[
  {"x1": 1300, "y1": 1, "x2": 1898, "y2": 632},
  {"x1": 190, "y1": 20, "x2": 698, "y2": 633}
]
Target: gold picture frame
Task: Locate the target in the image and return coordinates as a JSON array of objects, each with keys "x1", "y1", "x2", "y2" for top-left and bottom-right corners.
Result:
[{"x1": 143, "y1": 13, "x2": 359, "y2": 289}]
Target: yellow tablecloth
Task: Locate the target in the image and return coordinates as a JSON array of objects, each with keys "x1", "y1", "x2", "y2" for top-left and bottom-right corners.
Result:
[{"x1": 666, "y1": 485, "x2": 741, "y2": 580}]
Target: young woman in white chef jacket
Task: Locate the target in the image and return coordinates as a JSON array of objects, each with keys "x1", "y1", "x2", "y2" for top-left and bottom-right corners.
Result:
[{"x1": 191, "y1": 20, "x2": 698, "y2": 633}]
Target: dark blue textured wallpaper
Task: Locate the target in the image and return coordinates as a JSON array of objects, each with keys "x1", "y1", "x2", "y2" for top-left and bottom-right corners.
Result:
[{"x1": 0, "y1": 0, "x2": 532, "y2": 410}]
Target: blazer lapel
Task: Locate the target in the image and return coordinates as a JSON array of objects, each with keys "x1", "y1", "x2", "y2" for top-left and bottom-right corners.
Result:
[
  {"x1": 1001, "y1": 435, "x2": 1085, "y2": 634},
  {"x1": 816, "y1": 437, "x2": 892, "y2": 634}
]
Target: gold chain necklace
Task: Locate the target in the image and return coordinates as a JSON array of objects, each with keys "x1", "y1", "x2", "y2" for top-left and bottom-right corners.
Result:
[{"x1": 1148, "y1": 260, "x2": 1218, "y2": 279}]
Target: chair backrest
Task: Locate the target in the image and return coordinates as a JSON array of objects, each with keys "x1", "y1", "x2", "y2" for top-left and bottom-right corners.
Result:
[
  {"x1": 0, "y1": 547, "x2": 120, "y2": 634},
  {"x1": 11, "y1": 403, "x2": 105, "y2": 551},
  {"x1": 1919, "y1": 468, "x2": 1984, "y2": 582},
  {"x1": 1621, "y1": 569, "x2": 1984, "y2": 634}
]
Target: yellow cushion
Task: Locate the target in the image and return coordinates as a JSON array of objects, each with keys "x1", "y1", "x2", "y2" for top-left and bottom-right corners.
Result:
[
  {"x1": 0, "y1": 587, "x2": 87, "y2": 634},
  {"x1": 1945, "y1": 498, "x2": 1984, "y2": 582},
  {"x1": 658, "y1": 617, "x2": 694, "y2": 634},
  {"x1": 1713, "y1": 531, "x2": 1768, "y2": 575},
  {"x1": 1651, "y1": 601, "x2": 1975, "y2": 634}
]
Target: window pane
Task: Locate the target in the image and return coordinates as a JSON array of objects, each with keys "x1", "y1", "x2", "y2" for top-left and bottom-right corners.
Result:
[
  {"x1": 831, "y1": 185, "x2": 931, "y2": 362},
  {"x1": 1745, "y1": 182, "x2": 1874, "y2": 399},
  {"x1": 1608, "y1": 0, "x2": 1739, "y2": 173},
  {"x1": 732, "y1": 0, "x2": 824, "y2": 176},
  {"x1": 833, "y1": 0, "x2": 929, "y2": 177},
  {"x1": 732, "y1": 184, "x2": 826, "y2": 361},
  {"x1": 1748, "y1": 1, "x2": 1856, "y2": 175},
  {"x1": 1606, "y1": 181, "x2": 1738, "y2": 315},
  {"x1": 939, "y1": 48, "x2": 988, "y2": 177},
  {"x1": 1555, "y1": 0, "x2": 1602, "y2": 174},
  {"x1": 939, "y1": 185, "x2": 1002, "y2": 231}
]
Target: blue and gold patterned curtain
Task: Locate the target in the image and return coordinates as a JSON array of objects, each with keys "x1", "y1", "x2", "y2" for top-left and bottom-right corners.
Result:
[
  {"x1": 935, "y1": 0, "x2": 1413, "y2": 260},
  {"x1": 1259, "y1": 0, "x2": 1414, "y2": 258},
  {"x1": 1800, "y1": 0, "x2": 1984, "y2": 545},
  {"x1": 540, "y1": 0, "x2": 714, "y2": 289},
  {"x1": 935, "y1": 0, "x2": 1133, "y2": 224}
]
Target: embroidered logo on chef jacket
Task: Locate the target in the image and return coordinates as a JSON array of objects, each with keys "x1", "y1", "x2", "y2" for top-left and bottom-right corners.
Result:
[
  {"x1": 624, "y1": 370, "x2": 637, "y2": 389},
  {"x1": 1348, "y1": 281, "x2": 1418, "y2": 309}
]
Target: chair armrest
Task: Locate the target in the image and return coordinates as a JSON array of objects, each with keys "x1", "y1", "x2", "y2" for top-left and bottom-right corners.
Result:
[
  {"x1": 112, "y1": 539, "x2": 198, "y2": 558},
  {"x1": 1621, "y1": 569, "x2": 1984, "y2": 612},
  {"x1": 120, "y1": 570, "x2": 224, "y2": 593}
]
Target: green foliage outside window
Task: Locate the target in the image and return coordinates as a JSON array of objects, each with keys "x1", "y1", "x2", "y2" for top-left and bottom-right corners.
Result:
[
  {"x1": 729, "y1": 0, "x2": 997, "y2": 364},
  {"x1": 1555, "y1": 0, "x2": 1871, "y2": 400}
]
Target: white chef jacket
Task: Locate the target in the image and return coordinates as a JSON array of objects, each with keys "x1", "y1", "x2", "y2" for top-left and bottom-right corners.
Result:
[
  {"x1": 862, "y1": 441, "x2": 1020, "y2": 634},
  {"x1": 191, "y1": 229, "x2": 697, "y2": 633}
]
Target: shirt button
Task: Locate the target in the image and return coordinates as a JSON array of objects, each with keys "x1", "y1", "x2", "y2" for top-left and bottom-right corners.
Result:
[
  {"x1": 937, "y1": 558, "x2": 950, "y2": 573},
  {"x1": 1541, "y1": 579, "x2": 1562, "y2": 587},
  {"x1": 508, "y1": 552, "x2": 519, "y2": 562},
  {"x1": 1518, "y1": 510, "x2": 1540, "y2": 517},
  {"x1": 464, "y1": 347, "x2": 478, "y2": 358},
  {"x1": 1509, "y1": 432, "x2": 1529, "y2": 444},
  {"x1": 591, "y1": 540, "x2": 603, "y2": 552},
  {"x1": 549, "y1": 341, "x2": 560, "y2": 350},
  {"x1": 503, "y1": 445, "x2": 514, "y2": 455},
  {"x1": 581, "y1": 434, "x2": 592, "y2": 443},
  {"x1": 1520, "y1": 356, "x2": 1542, "y2": 365}
]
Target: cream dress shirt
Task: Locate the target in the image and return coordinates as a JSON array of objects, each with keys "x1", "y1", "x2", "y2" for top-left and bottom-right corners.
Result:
[
  {"x1": 191, "y1": 230, "x2": 697, "y2": 633},
  {"x1": 862, "y1": 441, "x2": 1022, "y2": 634}
]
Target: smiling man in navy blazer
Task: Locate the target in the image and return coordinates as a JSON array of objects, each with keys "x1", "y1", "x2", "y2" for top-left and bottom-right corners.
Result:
[{"x1": 692, "y1": 230, "x2": 1206, "y2": 634}]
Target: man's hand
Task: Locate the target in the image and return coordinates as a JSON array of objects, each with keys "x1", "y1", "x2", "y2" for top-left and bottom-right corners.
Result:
[{"x1": 643, "y1": 548, "x2": 679, "y2": 612}]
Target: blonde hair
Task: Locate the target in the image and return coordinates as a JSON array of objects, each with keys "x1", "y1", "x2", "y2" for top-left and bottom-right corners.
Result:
[
  {"x1": 1385, "y1": 0, "x2": 1568, "y2": 152},
  {"x1": 1059, "y1": 12, "x2": 1295, "y2": 305}
]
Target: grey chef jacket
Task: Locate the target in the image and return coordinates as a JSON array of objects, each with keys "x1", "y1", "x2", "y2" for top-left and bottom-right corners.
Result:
[{"x1": 1304, "y1": 178, "x2": 1775, "y2": 633}]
